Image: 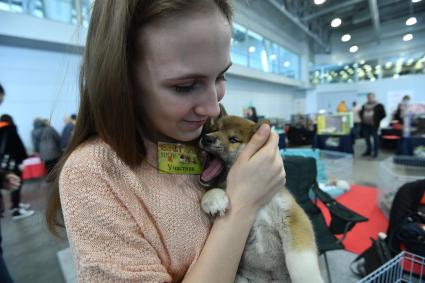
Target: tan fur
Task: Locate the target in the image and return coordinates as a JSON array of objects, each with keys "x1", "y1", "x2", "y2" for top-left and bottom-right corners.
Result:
[{"x1": 200, "y1": 116, "x2": 324, "y2": 283}]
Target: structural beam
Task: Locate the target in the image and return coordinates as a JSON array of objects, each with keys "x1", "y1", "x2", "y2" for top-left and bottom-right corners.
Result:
[
  {"x1": 268, "y1": 0, "x2": 329, "y2": 51},
  {"x1": 368, "y1": 0, "x2": 381, "y2": 42},
  {"x1": 302, "y1": 0, "x2": 365, "y2": 22}
]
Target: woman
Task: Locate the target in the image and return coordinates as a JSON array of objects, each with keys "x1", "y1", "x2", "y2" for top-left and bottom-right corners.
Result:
[{"x1": 46, "y1": 1, "x2": 285, "y2": 282}]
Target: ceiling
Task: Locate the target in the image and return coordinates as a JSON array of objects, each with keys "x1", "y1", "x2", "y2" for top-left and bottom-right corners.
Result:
[{"x1": 270, "y1": 0, "x2": 425, "y2": 53}]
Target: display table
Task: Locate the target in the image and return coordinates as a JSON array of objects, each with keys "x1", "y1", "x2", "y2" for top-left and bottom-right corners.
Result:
[
  {"x1": 396, "y1": 136, "x2": 425, "y2": 155},
  {"x1": 313, "y1": 134, "x2": 353, "y2": 153}
]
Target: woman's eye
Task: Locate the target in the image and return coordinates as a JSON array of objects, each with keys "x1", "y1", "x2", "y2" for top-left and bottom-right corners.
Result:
[
  {"x1": 217, "y1": 74, "x2": 227, "y2": 82},
  {"x1": 229, "y1": 137, "x2": 240, "y2": 144},
  {"x1": 174, "y1": 83, "x2": 196, "y2": 94}
]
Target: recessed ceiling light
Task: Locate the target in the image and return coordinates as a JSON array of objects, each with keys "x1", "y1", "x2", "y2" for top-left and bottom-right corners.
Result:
[
  {"x1": 341, "y1": 34, "x2": 351, "y2": 42},
  {"x1": 283, "y1": 61, "x2": 291, "y2": 67},
  {"x1": 403, "y1": 33, "x2": 413, "y2": 41},
  {"x1": 406, "y1": 17, "x2": 417, "y2": 26},
  {"x1": 269, "y1": 54, "x2": 276, "y2": 60},
  {"x1": 331, "y1": 18, "x2": 342, "y2": 28},
  {"x1": 248, "y1": 46, "x2": 256, "y2": 53},
  {"x1": 314, "y1": 0, "x2": 326, "y2": 5},
  {"x1": 349, "y1": 45, "x2": 358, "y2": 53}
]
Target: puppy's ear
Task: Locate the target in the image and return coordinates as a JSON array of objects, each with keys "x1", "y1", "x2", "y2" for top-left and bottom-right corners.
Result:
[
  {"x1": 252, "y1": 119, "x2": 271, "y2": 135},
  {"x1": 203, "y1": 103, "x2": 228, "y2": 133}
]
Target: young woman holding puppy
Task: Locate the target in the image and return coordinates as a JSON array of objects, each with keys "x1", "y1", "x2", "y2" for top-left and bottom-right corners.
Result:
[{"x1": 46, "y1": 1, "x2": 285, "y2": 282}]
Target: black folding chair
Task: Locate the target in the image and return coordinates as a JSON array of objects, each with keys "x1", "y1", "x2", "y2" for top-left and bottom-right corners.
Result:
[{"x1": 283, "y1": 156, "x2": 368, "y2": 283}]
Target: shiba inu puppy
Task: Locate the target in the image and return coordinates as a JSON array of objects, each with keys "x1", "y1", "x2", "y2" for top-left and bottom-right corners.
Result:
[{"x1": 199, "y1": 115, "x2": 324, "y2": 283}]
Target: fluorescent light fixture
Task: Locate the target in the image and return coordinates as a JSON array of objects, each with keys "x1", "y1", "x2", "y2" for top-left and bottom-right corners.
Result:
[
  {"x1": 248, "y1": 46, "x2": 256, "y2": 53},
  {"x1": 269, "y1": 54, "x2": 276, "y2": 60},
  {"x1": 283, "y1": 61, "x2": 291, "y2": 67},
  {"x1": 349, "y1": 45, "x2": 358, "y2": 53},
  {"x1": 341, "y1": 34, "x2": 351, "y2": 42},
  {"x1": 314, "y1": 0, "x2": 326, "y2": 5},
  {"x1": 403, "y1": 33, "x2": 413, "y2": 41},
  {"x1": 331, "y1": 18, "x2": 342, "y2": 28},
  {"x1": 406, "y1": 17, "x2": 417, "y2": 26},
  {"x1": 412, "y1": 0, "x2": 422, "y2": 2}
]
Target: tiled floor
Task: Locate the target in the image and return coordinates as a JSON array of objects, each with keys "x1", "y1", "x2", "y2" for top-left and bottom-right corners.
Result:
[{"x1": 0, "y1": 139, "x2": 415, "y2": 282}]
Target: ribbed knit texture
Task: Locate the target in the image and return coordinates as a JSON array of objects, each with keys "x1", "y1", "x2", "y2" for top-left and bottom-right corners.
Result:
[{"x1": 60, "y1": 138, "x2": 212, "y2": 282}]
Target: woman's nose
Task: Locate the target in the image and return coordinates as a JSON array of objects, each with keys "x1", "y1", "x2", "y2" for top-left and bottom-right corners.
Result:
[{"x1": 194, "y1": 87, "x2": 221, "y2": 118}]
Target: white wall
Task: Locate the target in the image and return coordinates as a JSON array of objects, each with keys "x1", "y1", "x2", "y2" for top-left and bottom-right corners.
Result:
[
  {"x1": 223, "y1": 75, "x2": 298, "y2": 119},
  {"x1": 308, "y1": 74, "x2": 425, "y2": 126},
  {"x1": 0, "y1": 45, "x2": 81, "y2": 151}
]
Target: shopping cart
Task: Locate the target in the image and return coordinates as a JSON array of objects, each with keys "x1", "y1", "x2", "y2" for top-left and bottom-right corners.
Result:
[{"x1": 358, "y1": 251, "x2": 425, "y2": 283}]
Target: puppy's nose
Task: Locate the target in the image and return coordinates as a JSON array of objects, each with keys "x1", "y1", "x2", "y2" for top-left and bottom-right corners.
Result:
[{"x1": 201, "y1": 135, "x2": 217, "y2": 146}]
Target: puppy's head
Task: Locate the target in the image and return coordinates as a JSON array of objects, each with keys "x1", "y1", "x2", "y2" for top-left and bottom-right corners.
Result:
[{"x1": 199, "y1": 115, "x2": 269, "y2": 187}]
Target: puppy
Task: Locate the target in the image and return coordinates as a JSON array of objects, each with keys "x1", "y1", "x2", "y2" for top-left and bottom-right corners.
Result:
[{"x1": 199, "y1": 115, "x2": 324, "y2": 283}]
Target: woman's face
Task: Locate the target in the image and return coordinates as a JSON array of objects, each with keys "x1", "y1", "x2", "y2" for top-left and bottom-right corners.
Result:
[{"x1": 136, "y1": 9, "x2": 232, "y2": 142}]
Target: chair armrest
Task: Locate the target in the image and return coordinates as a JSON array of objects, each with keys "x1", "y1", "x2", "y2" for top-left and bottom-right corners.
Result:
[{"x1": 312, "y1": 183, "x2": 368, "y2": 235}]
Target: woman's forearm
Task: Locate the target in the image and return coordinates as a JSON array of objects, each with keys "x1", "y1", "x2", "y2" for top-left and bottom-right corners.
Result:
[{"x1": 182, "y1": 206, "x2": 257, "y2": 283}]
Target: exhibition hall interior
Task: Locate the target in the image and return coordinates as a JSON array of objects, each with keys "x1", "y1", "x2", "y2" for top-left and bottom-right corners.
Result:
[{"x1": 0, "y1": 0, "x2": 424, "y2": 282}]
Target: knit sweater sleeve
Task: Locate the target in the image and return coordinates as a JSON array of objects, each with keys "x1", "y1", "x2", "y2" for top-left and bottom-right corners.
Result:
[{"x1": 59, "y1": 143, "x2": 172, "y2": 283}]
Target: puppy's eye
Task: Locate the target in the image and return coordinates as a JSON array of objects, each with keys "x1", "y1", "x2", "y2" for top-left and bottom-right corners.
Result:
[{"x1": 229, "y1": 137, "x2": 240, "y2": 144}]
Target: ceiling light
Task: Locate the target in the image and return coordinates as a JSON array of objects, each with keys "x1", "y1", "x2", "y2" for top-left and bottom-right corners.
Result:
[
  {"x1": 406, "y1": 17, "x2": 417, "y2": 26},
  {"x1": 341, "y1": 34, "x2": 351, "y2": 42},
  {"x1": 283, "y1": 61, "x2": 291, "y2": 67},
  {"x1": 403, "y1": 33, "x2": 413, "y2": 41},
  {"x1": 331, "y1": 18, "x2": 342, "y2": 28},
  {"x1": 412, "y1": 0, "x2": 422, "y2": 3},
  {"x1": 248, "y1": 46, "x2": 256, "y2": 53},
  {"x1": 269, "y1": 54, "x2": 276, "y2": 60},
  {"x1": 314, "y1": 0, "x2": 326, "y2": 5},
  {"x1": 349, "y1": 45, "x2": 358, "y2": 53}
]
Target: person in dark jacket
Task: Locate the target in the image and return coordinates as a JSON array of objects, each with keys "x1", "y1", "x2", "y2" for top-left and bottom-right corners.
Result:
[
  {"x1": 0, "y1": 114, "x2": 34, "y2": 220},
  {"x1": 31, "y1": 118, "x2": 62, "y2": 174},
  {"x1": 360, "y1": 92, "x2": 386, "y2": 158},
  {"x1": 60, "y1": 114, "x2": 76, "y2": 150}
]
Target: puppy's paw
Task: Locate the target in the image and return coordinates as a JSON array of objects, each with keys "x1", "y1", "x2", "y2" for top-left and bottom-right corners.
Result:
[{"x1": 201, "y1": 188, "x2": 229, "y2": 216}]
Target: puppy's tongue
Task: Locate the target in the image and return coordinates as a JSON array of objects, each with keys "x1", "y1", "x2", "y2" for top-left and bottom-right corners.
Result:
[{"x1": 201, "y1": 157, "x2": 224, "y2": 183}]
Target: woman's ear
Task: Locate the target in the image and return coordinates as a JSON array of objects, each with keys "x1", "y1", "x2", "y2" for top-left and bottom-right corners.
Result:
[{"x1": 203, "y1": 103, "x2": 227, "y2": 133}]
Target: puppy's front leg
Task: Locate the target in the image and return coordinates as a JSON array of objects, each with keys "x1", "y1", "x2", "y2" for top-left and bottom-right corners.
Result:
[{"x1": 201, "y1": 188, "x2": 229, "y2": 216}]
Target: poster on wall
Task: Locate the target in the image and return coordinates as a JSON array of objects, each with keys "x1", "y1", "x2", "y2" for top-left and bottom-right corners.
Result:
[{"x1": 386, "y1": 90, "x2": 414, "y2": 116}]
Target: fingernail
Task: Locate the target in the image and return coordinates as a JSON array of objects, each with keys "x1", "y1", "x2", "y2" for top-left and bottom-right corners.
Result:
[{"x1": 258, "y1": 124, "x2": 269, "y2": 136}]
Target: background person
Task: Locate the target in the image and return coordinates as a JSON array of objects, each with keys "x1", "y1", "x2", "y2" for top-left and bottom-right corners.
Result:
[{"x1": 360, "y1": 92, "x2": 386, "y2": 158}]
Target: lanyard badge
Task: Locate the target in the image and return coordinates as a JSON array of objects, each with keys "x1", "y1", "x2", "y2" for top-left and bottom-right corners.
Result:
[{"x1": 157, "y1": 142, "x2": 202, "y2": 174}]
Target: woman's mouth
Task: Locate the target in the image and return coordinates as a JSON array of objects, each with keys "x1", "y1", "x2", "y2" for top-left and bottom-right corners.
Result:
[{"x1": 184, "y1": 119, "x2": 207, "y2": 129}]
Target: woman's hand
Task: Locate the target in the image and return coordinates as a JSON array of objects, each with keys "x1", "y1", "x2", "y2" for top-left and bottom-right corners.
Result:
[{"x1": 226, "y1": 124, "x2": 285, "y2": 214}]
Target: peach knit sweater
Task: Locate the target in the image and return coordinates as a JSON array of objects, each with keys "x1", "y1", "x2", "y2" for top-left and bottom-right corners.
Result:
[{"x1": 60, "y1": 138, "x2": 212, "y2": 282}]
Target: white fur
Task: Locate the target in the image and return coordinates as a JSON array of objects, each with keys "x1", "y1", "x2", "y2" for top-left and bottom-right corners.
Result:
[
  {"x1": 201, "y1": 188, "x2": 229, "y2": 216},
  {"x1": 285, "y1": 250, "x2": 324, "y2": 283}
]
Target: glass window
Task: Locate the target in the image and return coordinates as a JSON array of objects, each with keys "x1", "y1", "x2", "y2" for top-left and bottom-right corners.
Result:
[
  {"x1": 230, "y1": 23, "x2": 248, "y2": 67},
  {"x1": 277, "y1": 47, "x2": 299, "y2": 79},
  {"x1": 246, "y1": 30, "x2": 263, "y2": 71}
]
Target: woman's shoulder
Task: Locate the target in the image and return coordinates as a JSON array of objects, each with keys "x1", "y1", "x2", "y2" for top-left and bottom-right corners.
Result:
[{"x1": 63, "y1": 137, "x2": 126, "y2": 176}]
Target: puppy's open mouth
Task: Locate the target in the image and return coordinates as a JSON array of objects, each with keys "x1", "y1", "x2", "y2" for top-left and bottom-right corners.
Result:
[{"x1": 200, "y1": 153, "x2": 225, "y2": 187}]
